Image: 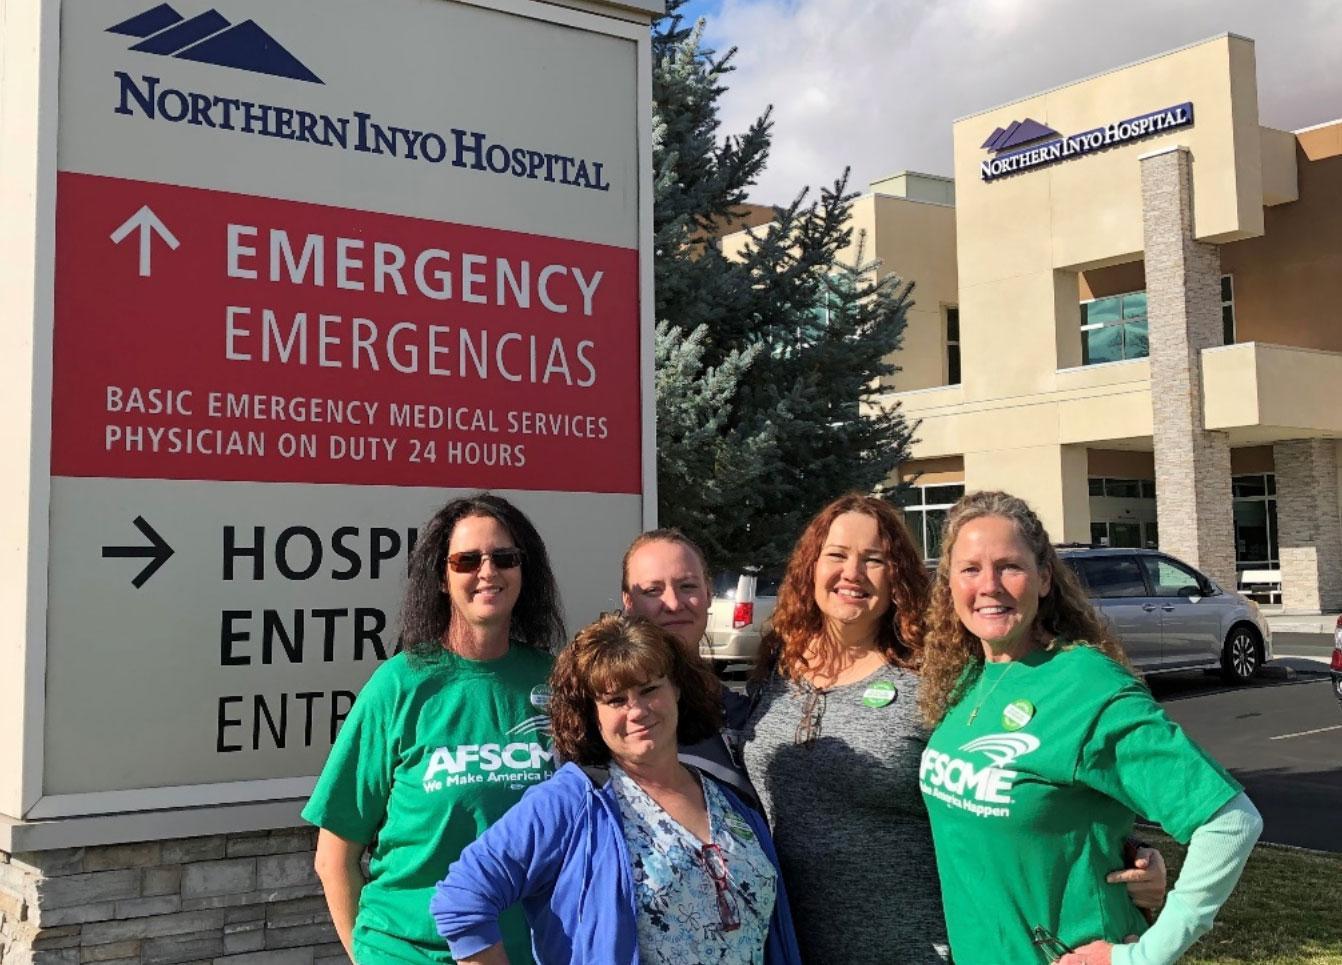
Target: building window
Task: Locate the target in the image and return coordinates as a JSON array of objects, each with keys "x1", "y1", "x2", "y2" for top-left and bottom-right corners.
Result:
[
  {"x1": 896, "y1": 483, "x2": 965, "y2": 560},
  {"x1": 1221, "y1": 274, "x2": 1235, "y2": 345},
  {"x1": 946, "y1": 306, "x2": 961, "y2": 385},
  {"x1": 1232, "y1": 472, "x2": 1277, "y2": 571},
  {"x1": 1088, "y1": 477, "x2": 1156, "y2": 499},
  {"x1": 1090, "y1": 520, "x2": 1149, "y2": 548},
  {"x1": 1088, "y1": 476, "x2": 1157, "y2": 549},
  {"x1": 1080, "y1": 290, "x2": 1148, "y2": 365}
]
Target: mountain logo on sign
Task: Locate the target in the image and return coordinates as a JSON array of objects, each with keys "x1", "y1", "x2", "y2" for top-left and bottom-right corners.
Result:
[
  {"x1": 980, "y1": 118, "x2": 1058, "y2": 153},
  {"x1": 107, "y1": 3, "x2": 322, "y2": 84}
]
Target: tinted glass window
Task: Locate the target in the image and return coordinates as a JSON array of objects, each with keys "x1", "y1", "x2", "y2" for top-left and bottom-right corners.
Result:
[
  {"x1": 1105, "y1": 478, "x2": 1141, "y2": 498},
  {"x1": 924, "y1": 484, "x2": 965, "y2": 505},
  {"x1": 1140, "y1": 556, "x2": 1205, "y2": 598},
  {"x1": 1109, "y1": 522, "x2": 1142, "y2": 548},
  {"x1": 1232, "y1": 475, "x2": 1267, "y2": 498},
  {"x1": 1073, "y1": 557, "x2": 1147, "y2": 598}
]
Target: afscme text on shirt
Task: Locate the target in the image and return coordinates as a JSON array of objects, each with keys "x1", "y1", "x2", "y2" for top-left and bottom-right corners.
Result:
[
  {"x1": 919, "y1": 748, "x2": 1017, "y2": 806},
  {"x1": 422, "y1": 741, "x2": 554, "y2": 792}
]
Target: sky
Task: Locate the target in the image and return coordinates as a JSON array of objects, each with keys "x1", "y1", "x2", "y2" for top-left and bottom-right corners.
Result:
[{"x1": 670, "y1": 0, "x2": 1342, "y2": 204}]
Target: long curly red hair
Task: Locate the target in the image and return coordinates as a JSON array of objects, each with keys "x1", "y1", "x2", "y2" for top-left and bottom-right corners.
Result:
[{"x1": 754, "y1": 493, "x2": 929, "y2": 682}]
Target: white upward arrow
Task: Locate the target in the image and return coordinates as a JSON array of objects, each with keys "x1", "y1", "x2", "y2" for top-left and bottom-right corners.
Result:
[{"x1": 110, "y1": 205, "x2": 180, "y2": 278}]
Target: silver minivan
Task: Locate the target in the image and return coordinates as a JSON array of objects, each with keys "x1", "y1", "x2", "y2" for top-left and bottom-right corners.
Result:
[{"x1": 1060, "y1": 547, "x2": 1273, "y2": 683}]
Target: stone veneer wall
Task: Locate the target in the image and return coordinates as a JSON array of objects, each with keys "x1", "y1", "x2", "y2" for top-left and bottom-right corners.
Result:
[
  {"x1": 0, "y1": 828, "x2": 346, "y2": 965},
  {"x1": 1274, "y1": 438, "x2": 1342, "y2": 612},
  {"x1": 1140, "y1": 146, "x2": 1237, "y2": 590}
]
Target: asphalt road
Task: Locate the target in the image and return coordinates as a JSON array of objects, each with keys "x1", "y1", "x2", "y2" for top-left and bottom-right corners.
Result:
[
  {"x1": 721, "y1": 634, "x2": 1341, "y2": 850},
  {"x1": 1147, "y1": 632, "x2": 1340, "y2": 852}
]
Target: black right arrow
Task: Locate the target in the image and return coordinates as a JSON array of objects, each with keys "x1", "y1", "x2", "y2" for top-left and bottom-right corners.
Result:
[{"x1": 102, "y1": 515, "x2": 175, "y2": 588}]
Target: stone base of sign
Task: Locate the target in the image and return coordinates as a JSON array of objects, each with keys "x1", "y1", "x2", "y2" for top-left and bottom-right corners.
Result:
[{"x1": 0, "y1": 828, "x2": 347, "y2": 965}]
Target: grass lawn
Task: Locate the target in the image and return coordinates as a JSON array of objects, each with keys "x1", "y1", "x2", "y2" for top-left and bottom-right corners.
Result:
[{"x1": 1144, "y1": 830, "x2": 1342, "y2": 964}]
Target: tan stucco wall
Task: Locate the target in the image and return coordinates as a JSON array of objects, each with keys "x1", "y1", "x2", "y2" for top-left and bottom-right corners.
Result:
[
  {"x1": 1298, "y1": 121, "x2": 1342, "y2": 161},
  {"x1": 957, "y1": 35, "x2": 1263, "y2": 279},
  {"x1": 964, "y1": 445, "x2": 1092, "y2": 542},
  {"x1": 894, "y1": 35, "x2": 1326, "y2": 536},
  {"x1": 1080, "y1": 261, "x2": 1146, "y2": 301},
  {"x1": 871, "y1": 171, "x2": 956, "y2": 206},
  {"x1": 1204, "y1": 342, "x2": 1342, "y2": 441},
  {"x1": 869, "y1": 195, "x2": 958, "y2": 391},
  {"x1": 897, "y1": 455, "x2": 965, "y2": 485},
  {"x1": 1080, "y1": 125, "x2": 1342, "y2": 353},
  {"x1": 1260, "y1": 127, "x2": 1300, "y2": 205},
  {"x1": 951, "y1": 35, "x2": 1262, "y2": 403}
]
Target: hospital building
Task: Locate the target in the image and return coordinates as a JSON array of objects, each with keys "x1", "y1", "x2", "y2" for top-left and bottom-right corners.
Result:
[{"x1": 725, "y1": 33, "x2": 1342, "y2": 612}]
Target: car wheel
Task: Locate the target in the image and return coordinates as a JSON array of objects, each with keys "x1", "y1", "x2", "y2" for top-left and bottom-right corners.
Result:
[
  {"x1": 1333, "y1": 675, "x2": 1342, "y2": 702},
  {"x1": 1221, "y1": 625, "x2": 1261, "y2": 684}
]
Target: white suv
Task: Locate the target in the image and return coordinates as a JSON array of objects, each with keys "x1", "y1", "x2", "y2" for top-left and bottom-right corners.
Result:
[{"x1": 701, "y1": 566, "x2": 782, "y2": 667}]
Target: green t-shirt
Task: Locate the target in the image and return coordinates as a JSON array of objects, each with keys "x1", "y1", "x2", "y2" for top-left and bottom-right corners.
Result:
[
  {"x1": 302, "y1": 646, "x2": 555, "y2": 964},
  {"x1": 919, "y1": 645, "x2": 1240, "y2": 964}
]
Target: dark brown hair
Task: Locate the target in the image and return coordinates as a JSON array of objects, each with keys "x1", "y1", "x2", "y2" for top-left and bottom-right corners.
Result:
[
  {"x1": 399, "y1": 493, "x2": 565, "y2": 659},
  {"x1": 550, "y1": 614, "x2": 723, "y2": 765},
  {"x1": 919, "y1": 490, "x2": 1135, "y2": 726},
  {"x1": 755, "y1": 492, "x2": 928, "y2": 682}
]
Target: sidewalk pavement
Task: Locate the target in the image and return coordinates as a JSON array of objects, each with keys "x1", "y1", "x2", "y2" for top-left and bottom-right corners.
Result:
[{"x1": 1263, "y1": 610, "x2": 1341, "y2": 635}]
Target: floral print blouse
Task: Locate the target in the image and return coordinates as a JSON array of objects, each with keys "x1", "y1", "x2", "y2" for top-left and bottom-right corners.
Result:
[{"x1": 608, "y1": 763, "x2": 777, "y2": 965}]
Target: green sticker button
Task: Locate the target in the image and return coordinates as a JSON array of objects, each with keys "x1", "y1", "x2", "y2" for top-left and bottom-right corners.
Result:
[
  {"x1": 861, "y1": 681, "x2": 898, "y2": 708},
  {"x1": 724, "y1": 812, "x2": 756, "y2": 841},
  {"x1": 1002, "y1": 699, "x2": 1035, "y2": 731}
]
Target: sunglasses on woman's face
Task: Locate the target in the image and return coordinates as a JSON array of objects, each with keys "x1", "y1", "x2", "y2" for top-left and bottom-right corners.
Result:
[{"x1": 446, "y1": 549, "x2": 525, "y2": 573}]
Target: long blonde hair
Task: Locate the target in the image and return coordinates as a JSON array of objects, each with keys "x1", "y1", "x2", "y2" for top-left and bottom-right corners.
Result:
[{"x1": 918, "y1": 491, "x2": 1135, "y2": 727}]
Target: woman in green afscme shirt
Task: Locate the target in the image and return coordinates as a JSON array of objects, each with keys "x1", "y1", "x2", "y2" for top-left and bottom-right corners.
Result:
[
  {"x1": 918, "y1": 491, "x2": 1261, "y2": 965},
  {"x1": 303, "y1": 494, "x2": 566, "y2": 964}
]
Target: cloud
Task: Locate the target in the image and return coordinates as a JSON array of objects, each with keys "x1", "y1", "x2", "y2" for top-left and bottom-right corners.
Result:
[{"x1": 697, "y1": 0, "x2": 1342, "y2": 203}]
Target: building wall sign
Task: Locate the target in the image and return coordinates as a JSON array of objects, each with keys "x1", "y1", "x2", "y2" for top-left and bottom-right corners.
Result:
[{"x1": 980, "y1": 102, "x2": 1193, "y2": 181}]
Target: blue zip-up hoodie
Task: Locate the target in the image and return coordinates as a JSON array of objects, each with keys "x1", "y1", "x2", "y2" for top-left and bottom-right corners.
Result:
[{"x1": 430, "y1": 762, "x2": 803, "y2": 965}]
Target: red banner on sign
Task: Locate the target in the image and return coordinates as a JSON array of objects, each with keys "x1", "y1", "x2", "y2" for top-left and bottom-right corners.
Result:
[{"x1": 51, "y1": 172, "x2": 642, "y2": 493}]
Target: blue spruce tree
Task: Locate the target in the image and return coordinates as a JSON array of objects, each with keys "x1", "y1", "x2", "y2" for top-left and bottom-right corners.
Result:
[{"x1": 653, "y1": 1, "x2": 917, "y2": 569}]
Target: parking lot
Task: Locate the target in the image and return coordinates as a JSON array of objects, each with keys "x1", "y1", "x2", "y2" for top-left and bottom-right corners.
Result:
[
  {"x1": 723, "y1": 634, "x2": 1341, "y2": 852},
  {"x1": 1150, "y1": 634, "x2": 1340, "y2": 853}
]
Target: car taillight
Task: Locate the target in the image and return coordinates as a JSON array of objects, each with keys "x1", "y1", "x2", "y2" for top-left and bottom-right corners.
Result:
[
  {"x1": 1333, "y1": 617, "x2": 1342, "y2": 671},
  {"x1": 733, "y1": 601, "x2": 754, "y2": 629}
]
